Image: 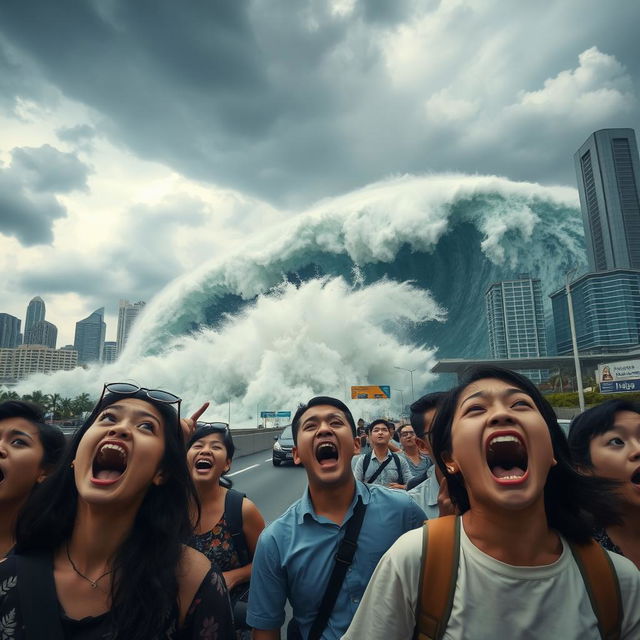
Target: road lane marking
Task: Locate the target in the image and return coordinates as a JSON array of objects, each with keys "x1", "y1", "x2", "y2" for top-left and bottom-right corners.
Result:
[
  {"x1": 227, "y1": 464, "x2": 260, "y2": 477},
  {"x1": 264, "y1": 457, "x2": 272, "y2": 462}
]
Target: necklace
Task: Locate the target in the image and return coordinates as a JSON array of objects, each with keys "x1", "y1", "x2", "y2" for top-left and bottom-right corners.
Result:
[{"x1": 65, "y1": 543, "x2": 113, "y2": 589}]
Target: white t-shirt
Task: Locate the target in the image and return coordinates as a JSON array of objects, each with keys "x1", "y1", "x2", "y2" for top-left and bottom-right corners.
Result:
[{"x1": 342, "y1": 522, "x2": 640, "y2": 640}]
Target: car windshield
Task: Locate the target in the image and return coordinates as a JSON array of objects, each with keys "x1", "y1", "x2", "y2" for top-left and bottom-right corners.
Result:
[{"x1": 280, "y1": 426, "x2": 293, "y2": 439}]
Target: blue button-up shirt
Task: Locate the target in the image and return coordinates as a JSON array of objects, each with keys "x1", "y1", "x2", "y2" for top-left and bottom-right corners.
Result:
[{"x1": 247, "y1": 480, "x2": 426, "y2": 639}]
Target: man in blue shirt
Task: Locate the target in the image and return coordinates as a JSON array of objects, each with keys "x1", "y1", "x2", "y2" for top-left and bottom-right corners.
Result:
[{"x1": 247, "y1": 396, "x2": 426, "y2": 640}]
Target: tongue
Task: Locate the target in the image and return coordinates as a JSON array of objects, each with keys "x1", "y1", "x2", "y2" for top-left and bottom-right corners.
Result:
[
  {"x1": 492, "y1": 466, "x2": 525, "y2": 479},
  {"x1": 96, "y1": 469, "x2": 122, "y2": 481}
]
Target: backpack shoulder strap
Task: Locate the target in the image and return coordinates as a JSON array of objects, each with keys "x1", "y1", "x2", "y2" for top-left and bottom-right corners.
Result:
[
  {"x1": 392, "y1": 452, "x2": 404, "y2": 484},
  {"x1": 568, "y1": 539, "x2": 622, "y2": 640},
  {"x1": 414, "y1": 516, "x2": 459, "y2": 640},
  {"x1": 224, "y1": 488, "x2": 250, "y2": 565},
  {"x1": 362, "y1": 452, "x2": 372, "y2": 477}
]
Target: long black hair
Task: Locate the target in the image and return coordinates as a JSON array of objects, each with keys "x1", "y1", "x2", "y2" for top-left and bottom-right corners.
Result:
[
  {"x1": 430, "y1": 366, "x2": 621, "y2": 543},
  {"x1": 15, "y1": 389, "x2": 200, "y2": 640}
]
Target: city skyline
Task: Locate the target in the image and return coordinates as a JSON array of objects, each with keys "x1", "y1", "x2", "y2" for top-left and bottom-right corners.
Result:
[{"x1": 1, "y1": 1, "x2": 639, "y2": 349}]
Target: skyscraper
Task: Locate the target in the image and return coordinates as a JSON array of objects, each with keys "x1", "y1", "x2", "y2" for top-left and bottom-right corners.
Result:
[
  {"x1": 74, "y1": 308, "x2": 106, "y2": 364},
  {"x1": 486, "y1": 275, "x2": 548, "y2": 382},
  {"x1": 0, "y1": 313, "x2": 21, "y2": 348},
  {"x1": 103, "y1": 341, "x2": 118, "y2": 364},
  {"x1": 24, "y1": 320, "x2": 58, "y2": 349},
  {"x1": 25, "y1": 296, "x2": 46, "y2": 333},
  {"x1": 116, "y1": 300, "x2": 146, "y2": 356},
  {"x1": 574, "y1": 128, "x2": 640, "y2": 272}
]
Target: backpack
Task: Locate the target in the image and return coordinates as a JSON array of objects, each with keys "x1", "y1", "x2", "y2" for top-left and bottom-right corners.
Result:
[
  {"x1": 414, "y1": 516, "x2": 623, "y2": 640},
  {"x1": 224, "y1": 488, "x2": 251, "y2": 566},
  {"x1": 362, "y1": 451, "x2": 405, "y2": 484}
]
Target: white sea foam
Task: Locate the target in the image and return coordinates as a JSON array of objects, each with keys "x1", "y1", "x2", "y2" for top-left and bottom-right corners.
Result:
[{"x1": 12, "y1": 172, "x2": 585, "y2": 422}]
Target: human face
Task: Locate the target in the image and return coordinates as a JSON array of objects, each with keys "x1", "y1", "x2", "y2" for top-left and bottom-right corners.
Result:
[
  {"x1": 370, "y1": 423, "x2": 391, "y2": 447},
  {"x1": 73, "y1": 398, "x2": 166, "y2": 506},
  {"x1": 0, "y1": 418, "x2": 46, "y2": 506},
  {"x1": 446, "y1": 378, "x2": 555, "y2": 512},
  {"x1": 588, "y1": 410, "x2": 640, "y2": 508},
  {"x1": 187, "y1": 433, "x2": 230, "y2": 485},
  {"x1": 399, "y1": 426, "x2": 416, "y2": 447},
  {"x1": 421, "y1": 408, "x2": 437, "y2": 457},
  {"x1": 293, "y1": 405, "x2": 357, "y2": 487}
]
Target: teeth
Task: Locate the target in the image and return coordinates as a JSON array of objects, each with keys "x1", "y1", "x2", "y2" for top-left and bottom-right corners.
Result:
[
  {"x1": 489, "y1": 435, "x2": 520, "y2": 445},
  {"x1": 100, "y1": 443, "x2": 126, "y2": 459}
]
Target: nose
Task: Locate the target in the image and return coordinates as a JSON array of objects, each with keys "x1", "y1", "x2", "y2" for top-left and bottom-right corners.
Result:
[
  {"x1": 107, "y1": 422, "x2": 132, "y2": 439},
  {"x1": 629, "y1": 438, "x2": 640, "y2": 460},
  {"x1": 316, "y1": 420, "x2": 334, "y2": 437},
  {"x1": 0, "y1": 443, "x2": 7, "y2": 458},
  {"x1": 488, "y1": 406, "x2": 516, "y2": 427}
]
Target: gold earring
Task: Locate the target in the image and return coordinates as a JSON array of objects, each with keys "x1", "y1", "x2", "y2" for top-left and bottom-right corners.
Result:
[
  {"x1": 446, "y1": 465, "x2": 455, "y2": 473},
  {"x1": 70, "y1": 461, "x2": 75, "y2": 469}
]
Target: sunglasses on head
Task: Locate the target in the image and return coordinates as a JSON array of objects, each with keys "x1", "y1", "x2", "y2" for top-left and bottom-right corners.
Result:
[
  {"x1": 100, "y1": 382, "x2": 182, "y2": 417},
  {"x1": 196, "y1": 421, "x2": 229, "y2": 432}
]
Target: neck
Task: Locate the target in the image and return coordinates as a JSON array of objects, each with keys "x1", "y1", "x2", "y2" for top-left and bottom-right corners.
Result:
[
  {"x1": 372, "y1": 443, "x2": 390, "y2": 459},
  {"x1": 0, "y1": 498, "x2": 24, "y2": 557},
  {"x1": 67, "y1": 498, "x2": 141, "y2": 573},
  {"x1": 403, "y1": 442, "x2": 418, "y2": 456},
  {"x1": 308, "y1": 475, "x2": 357, "y2": 525},
  {"x1": 462, "y1": 498, "x2": 561, "y2": 566},
  {"x1": 195, "y1": 478, "x2": 224, "y2": 503}
]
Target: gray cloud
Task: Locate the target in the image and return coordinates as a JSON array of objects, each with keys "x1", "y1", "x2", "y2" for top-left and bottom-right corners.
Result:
[
  {"x1": 56, "y1": 123, "x2": 97, "y2": 146},
  {"x1": 0, "y1": 0, "x2": 638, "y2": 205},
  {"x1": 0, "y1": 144, "x2": 90, "y2": 244},
  {"x1": 11, "y1": 144, "x2": 91, "y2": 193}
]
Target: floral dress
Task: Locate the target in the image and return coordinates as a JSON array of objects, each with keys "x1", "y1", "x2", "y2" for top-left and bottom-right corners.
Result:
[{"x1": 0, "y1": 553, "x2": 234, "y2": 640}]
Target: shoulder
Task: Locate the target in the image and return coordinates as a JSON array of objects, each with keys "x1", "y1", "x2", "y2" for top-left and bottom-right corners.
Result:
[
  {"x1": 177, "y1": 546, "x2": 219, "y2": 623},
  {"x1": 608, "y1": 550, "x2": 640, "y2": 589},
  {"x1": 241, "y1": 496, "x2": 261, "y2": 519}
]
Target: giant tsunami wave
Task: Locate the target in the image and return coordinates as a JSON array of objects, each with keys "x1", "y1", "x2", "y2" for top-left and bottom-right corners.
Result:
[{"x1": 16, "y1": 174, "x2": 587, "y2": 424}]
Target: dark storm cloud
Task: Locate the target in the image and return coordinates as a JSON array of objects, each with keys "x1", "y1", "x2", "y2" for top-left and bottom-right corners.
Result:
[
  {"x1": 0, "y1": 171, "x2": 65, "y2": 244},
  {"x1": 56, "y1": 124, "x2": 97, "y2": 145},
  {"x1": 0, "y1": 0, "x2": 639, "y2": 203},
  {"x1": 11, "y1": 144, "x2": 91, "y2": 193},
  {"x1": 0, "y1": 144, "x2": 90, "y2": 244}
]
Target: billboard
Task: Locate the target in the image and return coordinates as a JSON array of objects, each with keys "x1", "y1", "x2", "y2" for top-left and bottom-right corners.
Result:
[
  {"x1": 597, "y1": 359, "x2": 640, "y2": 393},
  {"x1": 351, "y1": 385, "x2": 391, "y2": 399}
]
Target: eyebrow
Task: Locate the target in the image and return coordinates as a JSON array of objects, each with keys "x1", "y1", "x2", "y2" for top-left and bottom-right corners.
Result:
[
  {"x1": 8, "y1": 429, "x2": 34, "y2": 441},
  {"x1": 302, "y1": 412, "x2": 346, "y2": 425},
  {"x1": 460, "y1": 387, "x2": 528, "y2": 408},
  {"x1": 106, "y1": 404, "x2": 161, "y2": 424}
]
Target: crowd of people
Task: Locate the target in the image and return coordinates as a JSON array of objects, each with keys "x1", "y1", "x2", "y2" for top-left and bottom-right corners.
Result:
[{"x1": 0, "y1": 366, "x2": 638, "y2": 639}]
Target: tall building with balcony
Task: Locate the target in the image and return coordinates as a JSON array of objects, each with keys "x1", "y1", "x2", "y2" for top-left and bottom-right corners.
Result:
[
  {"x1": 0, "y1": 345, "x2": 78, "y2": 383},
  {"x1": 0, "y1": 313, "x2": 21, "y2": 348},
  {"x1": 24, "y1": 296, "x2": 46, "y2": 333},
  {"x1": 102, "y1": 341, "x2": 118, "y2": 364},
  {"x1": 550, "y1": 269, "x2": 640, "y2": 354},
  {"x1": 24, "y1": 320, "x2": 58, "y2": 349},
  {"x1": 116, "y1": 300, "x2": 145, "y2": 356},
  {"x1": 485, "y1": 276, "x2": 548, "y2": 383},
  {"x1": 74, "y1": 308, "x2": 106, "y2": 364},
  {"x1": 575, "y1": 129, "x2": 640, "y2": 272}
]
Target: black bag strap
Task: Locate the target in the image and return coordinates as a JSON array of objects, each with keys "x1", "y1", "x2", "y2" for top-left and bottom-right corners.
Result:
[
  {"x1": 224, "y1": 488, "x2": 251, "y2": 565},
  {"x1": 17, "y1": 552, "x2": 65, "y2": 640},
  {"x1": 362, "y1": 452, "x2": 372, "y2": 477},
  {"x1": 392, "y1": 453, "x2": 404, "y2": 484},
  {"x1": 307, "y1": 498, "x2": 368, "y2": 640},
  {"x1": 366, "y1": 456, "x2": 393, "y2": 484}
]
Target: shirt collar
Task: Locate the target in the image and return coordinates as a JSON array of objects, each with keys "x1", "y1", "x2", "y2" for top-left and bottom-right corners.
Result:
[{"x1": 298, "y1": 478, "x2": 372, "y2": 525}]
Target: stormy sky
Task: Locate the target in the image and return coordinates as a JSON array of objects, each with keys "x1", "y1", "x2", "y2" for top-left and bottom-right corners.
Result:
[{"x1": 1, "y1": 0, "x2": 639, "y2": 346}]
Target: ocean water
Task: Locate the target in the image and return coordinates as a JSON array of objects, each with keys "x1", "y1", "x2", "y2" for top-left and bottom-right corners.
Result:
[{"x1": 16, "y1": 173, "x2": 587, "y2": 424}]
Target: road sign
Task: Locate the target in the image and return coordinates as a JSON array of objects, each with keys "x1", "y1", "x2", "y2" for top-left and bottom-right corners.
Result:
[
  {"x1": 350, "y1": 385, "x2": 391, "y2": 399},
  {"x1": 260, "y1": 411, "x2": 276, "y2": 418},
  {"x1": 276, "y1": 411, "x2": 291, "y2": 418},
  {"x1": 600, "y1": 379, "x2": 640, "y2": 393}
]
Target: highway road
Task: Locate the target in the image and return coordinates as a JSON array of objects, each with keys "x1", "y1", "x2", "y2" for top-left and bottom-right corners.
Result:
[{"x1": 228, "y1": 447, "x2": 308, "y2": 524}]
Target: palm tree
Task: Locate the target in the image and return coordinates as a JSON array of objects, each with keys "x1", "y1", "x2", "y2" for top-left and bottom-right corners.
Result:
[
  {"x1": 72, "y1": 393, "x2": 94, "y2": 416},
  {"x1": 59, "y1": 397, "x2": 75, "y2": 419},
  {"x1": 47, "y1": 393, "x2": 62, "y2": 419},
  {"x1": 0, "y1": 390, "x2": 20, "y2": 402},
  {"x1": 22, "y1": 390, "x2": 49, "y2": 411}
]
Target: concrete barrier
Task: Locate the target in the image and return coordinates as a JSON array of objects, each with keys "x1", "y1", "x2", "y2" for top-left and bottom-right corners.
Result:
[{"x1": 232, "y1": 427, "x2": 285, "y2": 459}]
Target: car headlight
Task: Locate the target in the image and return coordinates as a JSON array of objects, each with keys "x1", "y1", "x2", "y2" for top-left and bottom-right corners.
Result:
[{"x1": 273, "y1": 441, "x2": 282, "y2": 452}]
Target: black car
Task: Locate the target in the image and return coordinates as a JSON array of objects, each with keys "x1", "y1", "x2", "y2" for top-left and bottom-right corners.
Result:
[{"x1": 272, "y1": 425, "x2": 297, "y2": 466}]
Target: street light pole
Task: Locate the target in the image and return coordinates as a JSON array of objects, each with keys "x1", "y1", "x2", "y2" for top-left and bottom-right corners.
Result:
[
  {"x1": 566, "y1": 270, "x2": 585, "y2": 412},
  {"x1": 394, "y1": 366, "x2": 417, "y2": 402},
  {"x1": 392, "y1": 388, "x2": 406, "y2": 417}
]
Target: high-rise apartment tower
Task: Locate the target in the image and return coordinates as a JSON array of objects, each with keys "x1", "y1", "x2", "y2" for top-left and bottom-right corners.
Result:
[
  {"x1": 74, "y1": 308, "x2": 106, "y2": 364},
  {"x1": 116, "y1": 300, "x2": 145, "y2": 356},
  {"x1": 574, "y1": 128, "x2": 640, "y2": 272},
  {"x1": 25, "y1": 296, "x2": 46, "y2": 333}
]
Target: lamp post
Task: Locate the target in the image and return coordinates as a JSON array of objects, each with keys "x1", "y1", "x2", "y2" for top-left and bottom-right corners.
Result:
[
  {"x1": 565, "y1": 270, "x2": 585, "y2": 412},
  {"x1": 394, "y1": 366, "x2": 417, "y2": 402}
]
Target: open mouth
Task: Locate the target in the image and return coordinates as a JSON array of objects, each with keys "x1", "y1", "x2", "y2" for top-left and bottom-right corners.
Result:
[
  {"x1": 92, "y1": 442, "x2": 128, "y2": 483},
  {"x1": 195, "y1": 458, "x2": 214, "y2": 471},
  {"x1": 486, "y1": 432, "x2": 528, "y2": 483},
  {"x1": 631, "y1": 467, "x2": 640, "y2": 486},
  {"x1": 0, "y1": 468, "x2": 4, "y2": 484},
  {"x1": 315, "y1": 442, "x2": 339, "y2": 467}
]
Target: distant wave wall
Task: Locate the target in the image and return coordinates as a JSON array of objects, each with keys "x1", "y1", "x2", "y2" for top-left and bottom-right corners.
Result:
[{"x1": 15, "y1": 173, "x2": 586, "y2": 424}]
